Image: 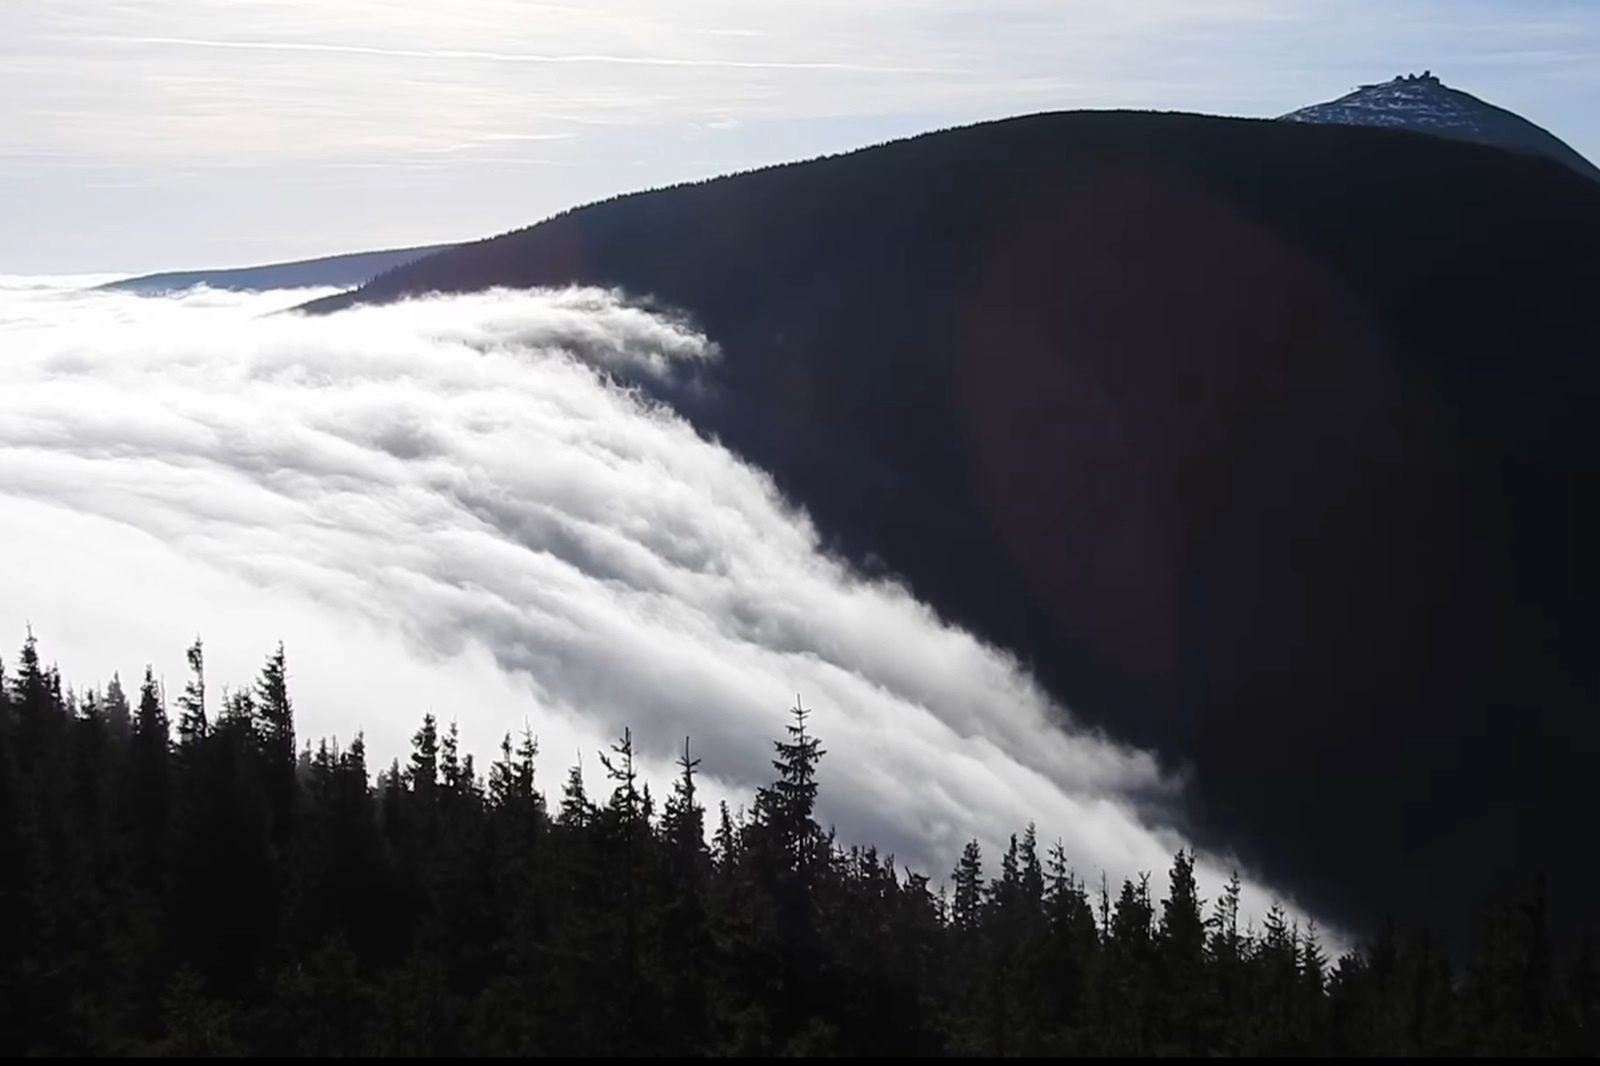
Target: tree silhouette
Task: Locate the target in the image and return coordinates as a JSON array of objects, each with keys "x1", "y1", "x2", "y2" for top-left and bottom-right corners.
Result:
[{"x1": 0, "y1": 627, "x2": 1594, "y2": 1055}]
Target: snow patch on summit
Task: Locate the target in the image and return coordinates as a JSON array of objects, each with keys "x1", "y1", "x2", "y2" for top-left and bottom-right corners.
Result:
[{"x1": 1281, "y1": 73, "x2": 1600, "y2": 182}]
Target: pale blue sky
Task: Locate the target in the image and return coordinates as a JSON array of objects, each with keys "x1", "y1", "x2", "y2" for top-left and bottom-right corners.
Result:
[{"x1": 4, "y1": 0, "x2": 1596, "y2": 273}]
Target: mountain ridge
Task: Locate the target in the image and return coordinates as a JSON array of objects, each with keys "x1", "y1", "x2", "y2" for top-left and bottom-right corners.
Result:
[
  {"x1": 99, "y1": 242, "x2": 456, "y2": 295},
  {"x1": 298, "y1": 108, "x2": 1600, "y2": 944}
]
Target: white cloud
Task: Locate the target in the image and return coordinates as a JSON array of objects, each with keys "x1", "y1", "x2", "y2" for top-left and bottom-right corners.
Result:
[{"x1": 0, "y1": 277, "x2": 1334, "y2": 944}]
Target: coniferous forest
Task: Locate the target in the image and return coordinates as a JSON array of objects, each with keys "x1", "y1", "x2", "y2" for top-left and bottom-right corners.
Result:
[{"x1": 1, "y1": 631, "x2": 1595, "y2": 1057}]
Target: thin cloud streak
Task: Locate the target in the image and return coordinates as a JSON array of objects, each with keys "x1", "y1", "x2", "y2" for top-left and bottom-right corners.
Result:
[{"x1": 87, "y1": 35, "x2": 967, "y2": 75}]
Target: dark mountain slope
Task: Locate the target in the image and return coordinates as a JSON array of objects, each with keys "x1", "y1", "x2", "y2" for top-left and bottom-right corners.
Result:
[
  {"x1": 1283, "y1": 72, "x2": 1600, "y2": 182},
  {"x1": 102, "y1": 242, "x2": 455, "y2": 294},
  {"x1": 308, "y1": 111, "x2": 1600, "y2": 942}
]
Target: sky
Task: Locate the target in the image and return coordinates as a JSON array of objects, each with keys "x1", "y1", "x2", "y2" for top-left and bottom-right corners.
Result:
[{"x1": 4, "y1": 0, "x2": 1598, "y2": 273}]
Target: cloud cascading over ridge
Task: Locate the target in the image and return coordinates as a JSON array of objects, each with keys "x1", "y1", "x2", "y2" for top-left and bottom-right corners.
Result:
[{"x1": 0, "y1": 277, "x2": 1326, "y2": 938}]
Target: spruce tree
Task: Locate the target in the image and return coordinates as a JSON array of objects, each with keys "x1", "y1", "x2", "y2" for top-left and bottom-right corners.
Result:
[
  {"x1": 660, "y1": 737, "x2": 711, "y2": 1050},
  {"x1": 104, "y1": 673, "x2": 131, "y2": 742},
  {"x1": 662, "y1": 737, "x2": 706, "y2": 866},
  {"x1": 1019, "y1": 823, "x2": 1044, "y2": 908},
  {"x1": 10, "y1": 628, "x2": 55, "y2": 763},
  {"x1": 126, "y1": 665, "x2": 170, "y2": 895},
  {"x1": 1042, "y1": 841, "x2": 1098, "y2": 1048},
  {"x1": 514, "y1": 726, "x2": 539, "y2": 808},
  {"x1": 440, "y1": 719, "x2": 462, "y2": 795},
  {"x1": 1208, "y1": 868, "x2": 1245, "y2": 1050},
  {"x1": 600, "y1": 726, "x2": 645, "y2": 1045},
  {"x1": 253, "y1": 643, "x2": 295, "y2": 847},
  {"x1": 408, "y1": 713, "x2": 439, "y2": 800},
  {"x1": 756, "y1": 696, "x2": 824, "y2": 876},
  {"x1": 1160, "y1": 849, "x2": 1205, "y2": 966},
  {"x1": 952, "y1": 840, "x2": 984, "y2": 932},
  {"x1": 558, "y1": 758, "x2": 591, "y2": 827},
  {"x1": 1300, "y1": 919, "x2": 1328, "y2": 1048},
  {"x1": 488, "y1": 732, "x2": 516, "y2": 809},
  {"x1": 713, "y1": 800, "x2": 737, "y2": 869},
  {"x1": 1158, "y1": 849, "x2": 1205, "y2": 1051},
  {"x1": 175, "y1": 638, "x2": 207, "y2": 747}
]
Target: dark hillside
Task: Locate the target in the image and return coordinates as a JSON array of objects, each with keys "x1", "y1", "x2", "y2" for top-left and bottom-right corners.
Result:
[{"x1": 308, "y1": 110, "x2": 1600, "y2": 943}]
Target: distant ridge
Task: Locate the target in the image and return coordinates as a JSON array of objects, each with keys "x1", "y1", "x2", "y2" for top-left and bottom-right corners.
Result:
[
  {"x1": 1281, "y1": 72, "x2": 1600, "y2": 181},
  {"x1": 99, "y1": 243, "x2": 457, "y2": 295}
]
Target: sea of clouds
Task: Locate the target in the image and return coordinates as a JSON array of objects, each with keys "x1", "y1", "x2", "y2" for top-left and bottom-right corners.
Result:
[{"x1": 0, "y1": 276, "x2": 1325, "y2": 939}]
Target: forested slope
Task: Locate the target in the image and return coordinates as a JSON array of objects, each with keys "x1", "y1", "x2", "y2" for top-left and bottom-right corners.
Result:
[{"x1": 2, "y1": 633, "x2": 1594, "y2": 1055}]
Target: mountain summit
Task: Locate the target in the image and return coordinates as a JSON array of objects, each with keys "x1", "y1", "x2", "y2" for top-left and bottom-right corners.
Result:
[{"x1": 1282, "y1": 72, "x2": 1600, "y2": 181}]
